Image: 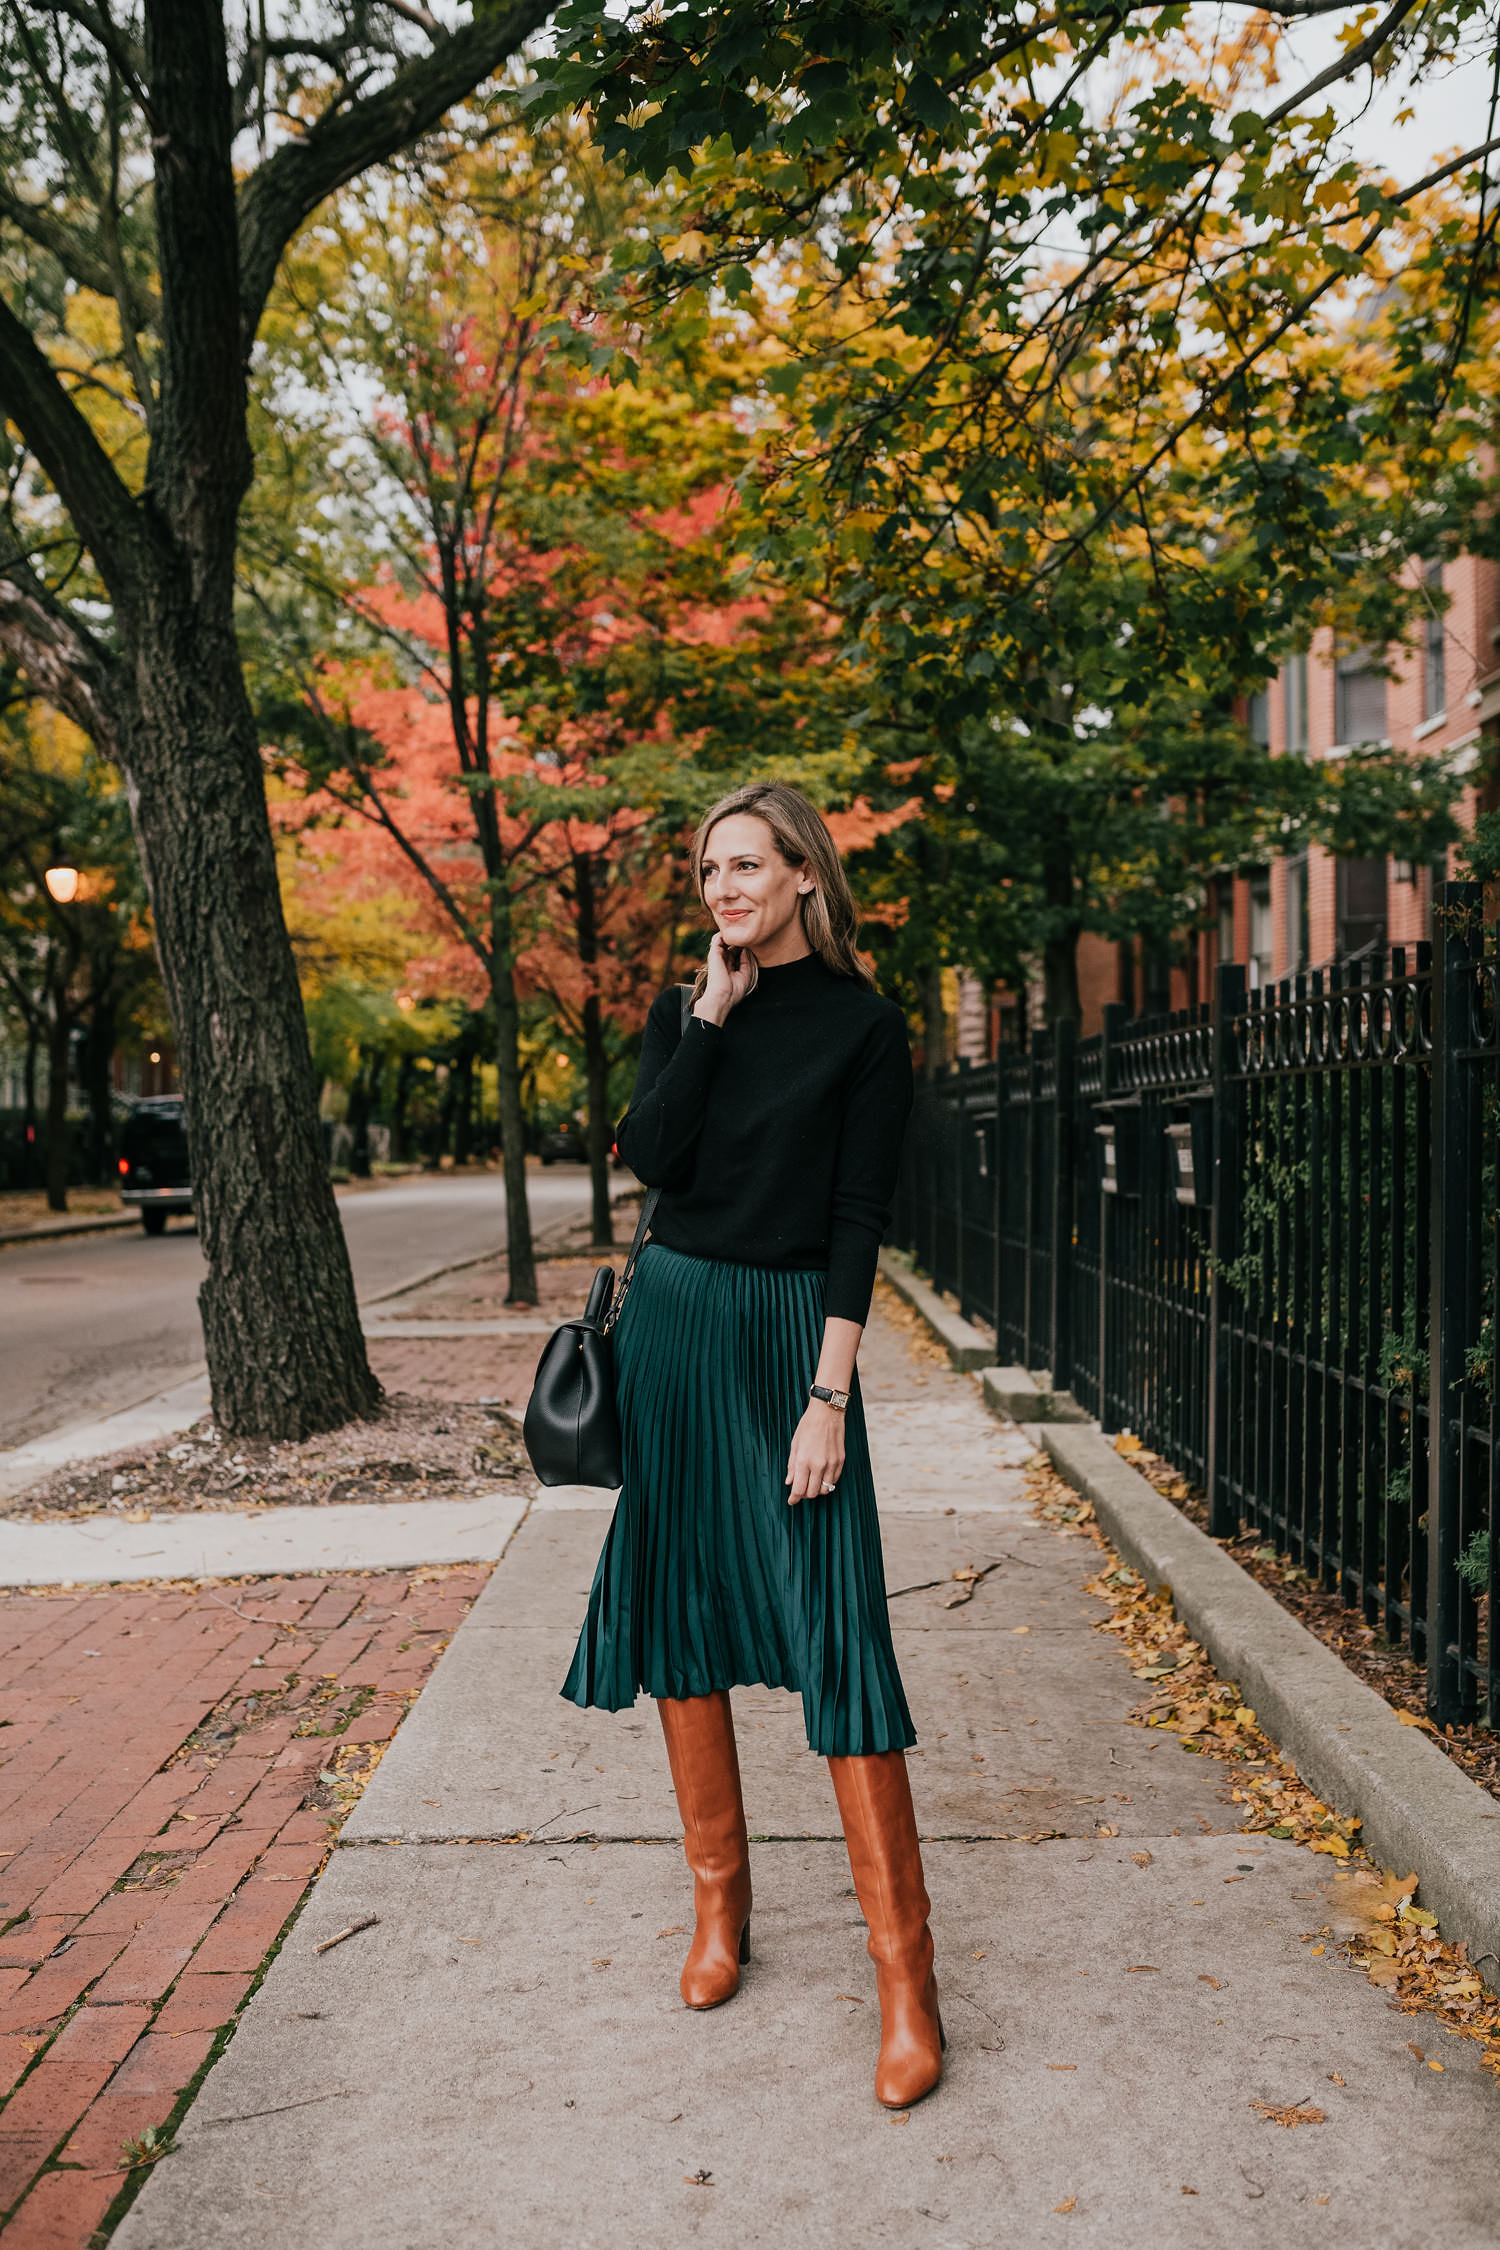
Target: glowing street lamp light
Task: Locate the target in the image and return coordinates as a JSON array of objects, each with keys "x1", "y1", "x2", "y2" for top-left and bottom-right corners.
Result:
[{"x1": 44, "y1": 860, "x2": 80, "y2": 904}]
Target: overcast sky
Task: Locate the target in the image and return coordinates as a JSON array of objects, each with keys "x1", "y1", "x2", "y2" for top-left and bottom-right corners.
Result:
[{"x1": 1275, "y1": 16, "x2": 1496, "y2": 182}]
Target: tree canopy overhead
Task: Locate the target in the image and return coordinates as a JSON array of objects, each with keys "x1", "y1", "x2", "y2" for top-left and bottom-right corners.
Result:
[
  {"x1": 537, "y1": 0, "x2": 1498, "y2": 655},
  {"x1": 534, "y1": 1, "x2": 1497, "y2": 1015}
]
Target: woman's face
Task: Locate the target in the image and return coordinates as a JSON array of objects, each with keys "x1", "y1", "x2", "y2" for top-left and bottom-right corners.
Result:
[{"x1": 700, "y1": 813, "x2": 813, "y2": 955}]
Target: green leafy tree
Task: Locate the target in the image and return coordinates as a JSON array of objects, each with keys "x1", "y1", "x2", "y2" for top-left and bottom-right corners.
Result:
[{"x1": 538, "y1": 2, "x2": 1497, "y2": 1016}]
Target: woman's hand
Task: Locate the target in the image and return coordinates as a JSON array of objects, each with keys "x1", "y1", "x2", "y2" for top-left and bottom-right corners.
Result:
[
  {"x1": 785, "y1": 1400, "x2": 846, "y2": 1505},
  {"x1": 694, "y1": 930, "x2": 759, "y2": 1027}
]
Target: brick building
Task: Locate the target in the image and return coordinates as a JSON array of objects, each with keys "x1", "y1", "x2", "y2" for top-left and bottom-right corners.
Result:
[{"x1": 1063, "y1": 549, "x2": 1500, "y2": 1034}]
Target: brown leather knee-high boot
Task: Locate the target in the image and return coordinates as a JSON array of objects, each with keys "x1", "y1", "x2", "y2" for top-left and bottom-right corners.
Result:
[
  {"x1": 828, "y1": 1751, "x2": 944, "y2": 2107},
  {"x1": 657, "y1": 1691, "x2": 752, "y2": 2009}
]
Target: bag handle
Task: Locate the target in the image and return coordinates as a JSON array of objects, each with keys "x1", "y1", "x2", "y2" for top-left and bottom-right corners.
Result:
[{"x1": 602, "y1": 983, "x2": 693, "y2": 1333}]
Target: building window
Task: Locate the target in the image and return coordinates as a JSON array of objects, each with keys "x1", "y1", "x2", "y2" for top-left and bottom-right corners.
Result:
[
  {"x1": 1335, "y1": 647, "x2": 1387, "y2": 746},
  {"x1": 1247, "y1": 689, "x2": 1270, "y2": 747},
  {"x1": 1283, "y1": 653, "x2": 1308, "y2": 756},
  {"x1": 1336, "y1": 859, "x2": 1387, "y2": 960},
  {"x1": 1248, "y1": 867, "x2": 1273, "y2": 989},
  {"x1": 1285, "y1": 854, "x2": 1309, "y2": 973},
  {"x1": 1424, "y1": 561, "x2": 1446, "y2": 721}
]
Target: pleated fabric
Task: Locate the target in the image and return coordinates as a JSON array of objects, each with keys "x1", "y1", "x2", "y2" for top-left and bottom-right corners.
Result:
[{"x1": 560, "y1": 1243, "x2": 915, "y2": 1757}]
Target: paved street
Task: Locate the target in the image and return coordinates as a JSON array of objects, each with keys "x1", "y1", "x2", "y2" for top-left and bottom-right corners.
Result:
[
  {"x1": 100, "y1": 1307, "x2": 1495, "y2": 2250},
  {"x1": 0, "y1": 1172, "x2": 606, "y2": 1450}
]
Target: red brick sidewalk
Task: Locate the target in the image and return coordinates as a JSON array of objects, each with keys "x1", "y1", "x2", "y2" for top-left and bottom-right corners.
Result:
[{"x1": 0, "y1": 1566, "x2": 488, "y2": 2247}]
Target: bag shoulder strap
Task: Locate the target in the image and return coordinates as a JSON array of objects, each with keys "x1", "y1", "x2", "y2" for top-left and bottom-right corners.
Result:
[{"x1": 607, "y1": 984, "x2": 694, "y2": 1319}]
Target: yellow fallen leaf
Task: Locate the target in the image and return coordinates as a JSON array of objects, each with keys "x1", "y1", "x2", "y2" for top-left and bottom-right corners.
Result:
[
  {"x1": 1429, "y1": 2060, "x2": 1445, "y2": 2072},
  {"x1": 125, "y1": 1506, "x2": 151, "y2": 1524},
  {"x1": 1054, "y1": 2197, "x2": 1076, "y2": 2214},
  {"x1": 1114, "y1": 1433, "x2": 1142, "y2": 1454},
  {"x1": 1397, "y1": 1710, "x2": 1440, "y2": 1735},
  {"x1": 1012, "y1": 1626, "x2": 1031, "y2": 1635},
  {"x1": 1310, "y1": 1945, "x2": 1325, "y2": 1956},
  {"x1": 1048, "y1": 2063, "x2": 1077, "y2": 2071}
]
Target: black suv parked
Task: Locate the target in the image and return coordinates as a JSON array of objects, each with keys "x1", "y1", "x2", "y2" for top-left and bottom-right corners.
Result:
[{"x1": 118, "y1": 1098, "x2": 194, "y2": 1234}]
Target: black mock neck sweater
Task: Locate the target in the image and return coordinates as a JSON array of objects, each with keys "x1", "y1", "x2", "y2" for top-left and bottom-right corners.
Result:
[{"x1": 616, "y1": 953, "x2": 914, "y2": 1326}]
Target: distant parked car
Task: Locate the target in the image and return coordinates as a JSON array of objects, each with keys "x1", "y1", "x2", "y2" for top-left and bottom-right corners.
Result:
[
  {"x1": 537, "y1": 1119, "x2": 585, "y2": 1166},
  {"x1": 118, "y1": 1098, "x2": 194, "y2": 1234}
]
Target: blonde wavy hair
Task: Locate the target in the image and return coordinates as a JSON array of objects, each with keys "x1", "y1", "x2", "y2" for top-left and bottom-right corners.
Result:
[{"x1": 688, "y1": 782, "x2": 874, "y2": 1002}]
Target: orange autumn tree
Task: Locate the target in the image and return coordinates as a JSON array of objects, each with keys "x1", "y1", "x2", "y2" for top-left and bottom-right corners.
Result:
[{"x1": 257, "y1": 113, "x2": 883, "y2": 1270}]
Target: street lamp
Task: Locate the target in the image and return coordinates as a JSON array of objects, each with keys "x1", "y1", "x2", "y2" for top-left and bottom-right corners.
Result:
[{"x1": 44, "y1": 858, "x2": 79, "y2": 904}]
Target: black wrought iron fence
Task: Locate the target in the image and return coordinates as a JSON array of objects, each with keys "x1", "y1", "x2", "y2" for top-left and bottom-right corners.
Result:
[{"x1": 891, "y1": 883, "x2": 1499, "y2": 1728}]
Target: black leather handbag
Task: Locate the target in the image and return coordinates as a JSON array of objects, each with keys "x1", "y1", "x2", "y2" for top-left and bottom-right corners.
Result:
[{"x1": 522, "y1": 988, "x2": 689, "y2": 1488}]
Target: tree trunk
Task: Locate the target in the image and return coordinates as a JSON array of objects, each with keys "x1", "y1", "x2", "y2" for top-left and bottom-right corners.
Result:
[
  {"x1": 21, "y1": 1019, "x2": 40, "y2": 1189},
  {"x1": 390, "y1": 1052, "x2": 415, "y2": 1161},
  {"x1": 489, "y1": 904, "x2": 536, "y2": 1304},
  {"x1": 44, "y1": 1000, "x2": 70, "y2": 1213},
  {"x1": 1042, "y1": 840, "x2": 1083, "y2": 1027},
  {"x1": 451, "y1": 1032, "x2": 475, "y2": 1167},
  {"x1": 83, "y1": 990, "x2": 116, "y2": 1185},
  {"x1": 126, "y1": 624, "x2": 378, "y2": 1438},
  {"x1": 574, "y1": 851, "x2": 613, "y2": 1247},
  {"x1": 920, "y1": 964, "x2": 947, "y2": 1082},
  {"x1": 424, "y1": 1065, "x2": 452, "y2": 1168},
  {"x1": 347, "y1": 1048, "x2": 375, "y2": 1179},
  {"x1": 1042, "y1": 926, "x2": 1083, "y2": 1027}
]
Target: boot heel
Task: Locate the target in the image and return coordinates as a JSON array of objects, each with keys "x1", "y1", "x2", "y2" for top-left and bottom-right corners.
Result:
[{"x1": 739, "y1": 1919, "x2": 752, "y2": 1965}]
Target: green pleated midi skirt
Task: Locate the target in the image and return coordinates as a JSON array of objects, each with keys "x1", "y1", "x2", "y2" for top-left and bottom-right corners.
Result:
[{"x1": 560, "y1": 1243, "x2": 915, "y2": 1757}]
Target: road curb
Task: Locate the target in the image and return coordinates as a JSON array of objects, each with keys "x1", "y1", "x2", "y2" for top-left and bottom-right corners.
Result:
[
  {"x1": 882, "y1": 1244, "x2": 1500, "y2": 1971},
  {"x1": 877, "y1": 1247, "x2": 995, "y2": 1370},
  {"x1": 1036, "y1": 1423, "x2": 1500, "y2": 1973},
  {"x1": 0, "y1": 1210, "x2": 138, "y2": 1246}
]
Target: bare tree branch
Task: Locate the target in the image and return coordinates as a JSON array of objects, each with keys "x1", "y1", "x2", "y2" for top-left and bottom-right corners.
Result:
[
  {"x1": 0, "y1": 295, "x2": 146, "y2": 592},
  {"x1": 236, "y1": 2, "x2": 550, "y2": 343},
  {"x1": 0, "y1": 184, "x2": 160, "y2": 331},
  {"x1": 0, "y1": 561, "x2": 124, "y2": 751},
  {"x1": 1263, "y1": 0, "x2": 1428, "y2": 130}
]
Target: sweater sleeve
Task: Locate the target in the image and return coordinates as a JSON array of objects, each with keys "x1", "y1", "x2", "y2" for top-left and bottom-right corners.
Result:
[
  {"x1": 824, "y1": 1006, "x2": 915, "y2": 1324},
  {"x1": 614, "y1": 987, "x2": 725, "y2": 1188}
]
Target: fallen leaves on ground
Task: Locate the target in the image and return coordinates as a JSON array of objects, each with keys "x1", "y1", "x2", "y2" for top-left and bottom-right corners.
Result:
[
  {"x1": 1025, "y1": 1453, "x2": 1500, "y2": 2078},
  {"x1": 1251, "y1": 2101, "x2": 1326, "y2": 2128}
]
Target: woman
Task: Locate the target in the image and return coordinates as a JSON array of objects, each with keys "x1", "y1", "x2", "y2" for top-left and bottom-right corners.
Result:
[{"x1": 562, "y1": 780, "x2": 943, "y2": 2109}]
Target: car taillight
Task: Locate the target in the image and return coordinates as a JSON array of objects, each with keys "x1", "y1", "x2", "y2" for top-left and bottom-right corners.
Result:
[{"x1": 118, "y1": 1157, "x2": 130, "y2": 1176}]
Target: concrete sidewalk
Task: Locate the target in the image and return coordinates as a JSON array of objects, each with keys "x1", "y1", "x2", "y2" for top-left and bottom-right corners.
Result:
[{"x1": 115, "y1": 1304, "x2": 1496, "y2": 2250}]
